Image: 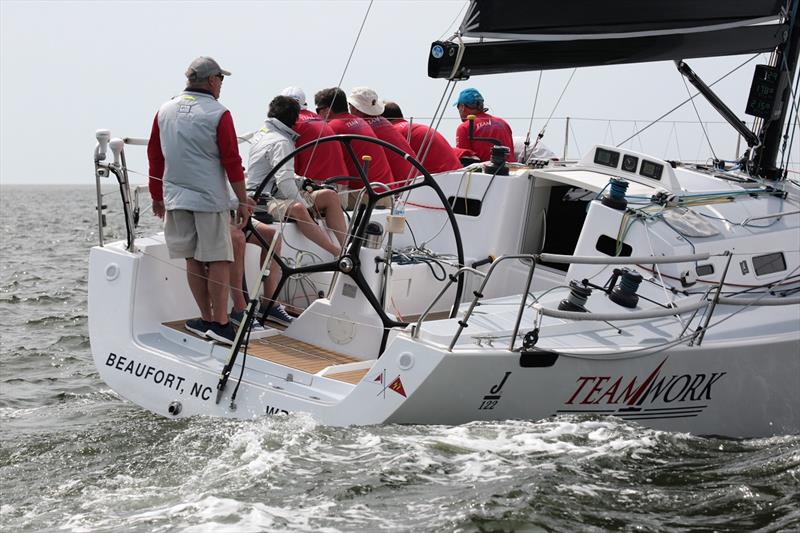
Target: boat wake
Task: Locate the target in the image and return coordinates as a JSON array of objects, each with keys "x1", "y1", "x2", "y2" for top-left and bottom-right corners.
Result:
[{"x1": 4, "y1": 403, "x2": 797, "y2": 531}]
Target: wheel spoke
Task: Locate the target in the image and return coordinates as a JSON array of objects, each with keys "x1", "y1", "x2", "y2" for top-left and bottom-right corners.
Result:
[{"x1": 341, "y1": 139, "x2": 371, "y2": 191}]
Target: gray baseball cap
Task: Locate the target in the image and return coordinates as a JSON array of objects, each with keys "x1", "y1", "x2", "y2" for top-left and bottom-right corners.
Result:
[{"x1": 185, "y1": 56, "x2": 231, "y2": 81}]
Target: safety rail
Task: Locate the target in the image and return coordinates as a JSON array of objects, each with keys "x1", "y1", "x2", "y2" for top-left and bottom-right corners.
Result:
[
  {"x1": 93, "y1": 133, "x2": 217, "y2": 251},
  {"x1": 93, "y1": 131, "x2": 138, "y2": 251},
  {"x1": 411, "y1": 251, "x2": 733, "y2": 352}
]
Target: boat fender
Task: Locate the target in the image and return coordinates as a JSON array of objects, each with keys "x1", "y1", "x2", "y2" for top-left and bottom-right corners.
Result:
[
  {"x1": 167, "y1": 401, "x2": 182, "y2": 416},
  {"x1": 519, "y1": 349, "x2": 558, "y2": 368}
]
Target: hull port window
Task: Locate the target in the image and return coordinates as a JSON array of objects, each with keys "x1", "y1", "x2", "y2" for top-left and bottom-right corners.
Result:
[
  {"x1": 595, "y1": 234, "x2": 633, "y2": 257},
  {"x1": 696, "y1": 263, "x2": 715, "y2": 277},
  {"x1": 752, "y1": 252, "x2": 786, "y2": 276},
  {"x1": 448, "y1": 196, "x2": 482, "y2": 216}
]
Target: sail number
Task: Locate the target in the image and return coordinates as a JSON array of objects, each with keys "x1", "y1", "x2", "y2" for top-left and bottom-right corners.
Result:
[{"x1": 478, "y1": 371, "x2": 511, "y2": 410}]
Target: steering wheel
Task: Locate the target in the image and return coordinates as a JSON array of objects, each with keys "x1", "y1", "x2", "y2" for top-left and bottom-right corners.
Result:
[{"x1": 248, "y1": 134, "x2": 465, "y2": 354}]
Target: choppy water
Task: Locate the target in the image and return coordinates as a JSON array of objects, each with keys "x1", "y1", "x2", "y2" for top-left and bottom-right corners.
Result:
[{"x1": 1, "y1": 185, "x2": 799, "y2": 532}]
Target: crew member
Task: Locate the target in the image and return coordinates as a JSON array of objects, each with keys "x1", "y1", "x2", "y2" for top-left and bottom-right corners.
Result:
[
  {"x1": 347, "y1": 87, "x2": 418, "y2": 186},
  {"x1": 454, "y1": 88, "x2": 515, "y2": 163},
  {"x1": 314, "y1": 87, "x2": 393, "y2": 190},
  {"x1": 147, "y1": 56, "x2": 254, "y2": 345},
  {"x1": 247, "y1": 95, "x2": 347, "y2": 257},
  {"x1": 280, "y1": 86, "x2": 348, "y2": 182},
  {"x1": 383, "y1": 101, "x2": 461, "y2": 174}
]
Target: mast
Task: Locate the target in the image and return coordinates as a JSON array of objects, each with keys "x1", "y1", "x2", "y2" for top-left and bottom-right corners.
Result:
[{"x1": 752, "y1": 0, "x2": 800, "y2": 180}]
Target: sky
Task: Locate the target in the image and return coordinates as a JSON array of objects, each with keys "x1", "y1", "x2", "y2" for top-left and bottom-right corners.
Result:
[{"x1": 1, "y1": 0, "x2": 797, "y2": 185}]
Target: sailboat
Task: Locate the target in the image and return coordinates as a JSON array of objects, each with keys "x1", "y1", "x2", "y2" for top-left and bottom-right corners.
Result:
[{"x1": 89, "y1": 0, "x2": 799, "y2": 438}]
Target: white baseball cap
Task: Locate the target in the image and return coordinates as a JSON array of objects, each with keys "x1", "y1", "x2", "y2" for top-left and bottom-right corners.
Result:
[
  {"x1": 280, "y1": 86, "x2": 307, "y2": 109},
  {"x1": 347, "y1": 86, "x2": 385, "y2": 116}
]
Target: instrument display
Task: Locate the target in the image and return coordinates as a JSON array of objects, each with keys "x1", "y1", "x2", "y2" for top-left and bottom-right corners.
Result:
[
  {"x1": 639, "y1": 159, "x2": 664, "y2": 180},
  {"x1": 594, "y1": 147, "x2": 620, "y2": 168},
  {"x1": 622, "y1": 154, "x2": 639, "y2": 173}
]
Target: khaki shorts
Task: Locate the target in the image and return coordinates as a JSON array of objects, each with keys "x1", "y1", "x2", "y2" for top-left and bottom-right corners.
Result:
[
  {"x1": 267, "y1": 198, "x2": 299, "y2": 222},
  {"x1": 340, "y1": 189, "x2": 394, "y2": 210},
  {"x1": 164, "y1": 210, "x2": 233, "y2": 262}
]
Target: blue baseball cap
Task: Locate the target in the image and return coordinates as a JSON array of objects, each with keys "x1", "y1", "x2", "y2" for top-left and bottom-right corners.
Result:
[{"x1": 454, "y1": 88, "x2": 483, "y2": 107}]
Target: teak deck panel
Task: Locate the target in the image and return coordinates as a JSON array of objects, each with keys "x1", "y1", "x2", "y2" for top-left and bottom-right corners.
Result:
[
  {"x1": 324, "y1": 368, "x2": 370, "y2": 384},
  {"x1": 164, "y1": 320, "x2": 367, "y2": 384}
]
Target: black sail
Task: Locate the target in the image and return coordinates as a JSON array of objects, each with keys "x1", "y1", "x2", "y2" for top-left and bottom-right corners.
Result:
[
  {"x1": 428, "y1": 0, "x2": 788, "y2": 78},
  {"x1": 462, "y1": 0, "x2": 784, "y2": 39}
]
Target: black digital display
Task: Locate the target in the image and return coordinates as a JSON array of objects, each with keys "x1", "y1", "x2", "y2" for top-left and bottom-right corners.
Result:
[
  {"x1": 639, "y1": 160, "x2": 663, "y2": 180},
  {"x1": 746, "y1": 64, "x2": 781, "y2": 119},
  {"x1": 594, "y1": 148, "x2": 620, "y2": 168},
  {"x1": 622, "y1": 155, "x2": 639, "y2": 173}
]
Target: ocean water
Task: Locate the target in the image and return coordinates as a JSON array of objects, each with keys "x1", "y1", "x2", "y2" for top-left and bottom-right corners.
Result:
[{"x1": 1, "y1": 185, "x2": 798, "y2": 532}]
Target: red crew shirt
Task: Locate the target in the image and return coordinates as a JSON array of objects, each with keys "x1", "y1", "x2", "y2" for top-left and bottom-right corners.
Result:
[
  {"x1": 147, "y1": 110, "x2": 244, "y2": 202},
  {"x1": 294, "y1": 109, "x2": 348, "y2": 182},
  {"x1": 326, "y1": 113, "x2": 393, "y2": 189},
  {"x1": 393, "y1": 120, "x2": 461, "y2": 174},
  {"x1": 455, "y1": 112, "x2": 515, "y2": 163},
  {"x1": 364, "y1": 116, "x2": 418, "y2": 185}
]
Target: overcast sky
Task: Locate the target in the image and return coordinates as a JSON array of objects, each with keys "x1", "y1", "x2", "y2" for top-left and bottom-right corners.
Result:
[{"x1": 1, "y1": 0, "x2": 796, "y2": 185}]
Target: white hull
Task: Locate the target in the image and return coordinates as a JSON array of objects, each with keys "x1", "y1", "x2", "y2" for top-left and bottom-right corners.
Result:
[
  {"x1": 89, "y1": 237, "x2": 800, "y2": 438},
  {"x1": 90, "y1": 144, "x2": 800, "y2": 439}
]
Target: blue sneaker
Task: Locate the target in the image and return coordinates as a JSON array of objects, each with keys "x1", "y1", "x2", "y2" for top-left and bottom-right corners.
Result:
[
  {"x1": 206, "y1": 321, "x2": 236, "y2": 346},
  {"x1": 230, "y1": 308, "x2": 267, "y2": 332},
  {"x1": 229, "y1": 308, "x2": 245, "y2": 326},
  {"x1": 260, "y1": 303, "x2": 294, "y2": 327},
  {"x1": 185, "y1": 318, "x2": 212, "y2": 337}
]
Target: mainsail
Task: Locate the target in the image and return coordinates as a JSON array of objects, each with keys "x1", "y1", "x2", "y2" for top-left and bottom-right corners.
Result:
[
  {"x1": 428, "y1": 0, "x2": 788, "y2": 78},
  {"x1": 429, "y1": 0, "x2": 798, "y2": 179}
]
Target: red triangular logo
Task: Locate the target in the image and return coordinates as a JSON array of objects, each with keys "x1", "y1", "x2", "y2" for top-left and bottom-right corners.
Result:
[
  {"x1": 388, "y1": 376, "x2": 406, "y2": 398},
  {"x1": 374, "y1": 373, "x2": 383, "y2": 384}
]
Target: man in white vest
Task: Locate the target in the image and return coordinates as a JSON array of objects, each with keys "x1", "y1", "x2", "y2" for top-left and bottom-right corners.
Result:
[{"x1": 147, "y1": 56, "x2": 254, "y2": 345}]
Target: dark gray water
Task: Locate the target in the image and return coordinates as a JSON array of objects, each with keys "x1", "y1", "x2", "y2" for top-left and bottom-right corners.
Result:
[{"x1": 1, "y1": 185, "x2": 799, "y2": 532}]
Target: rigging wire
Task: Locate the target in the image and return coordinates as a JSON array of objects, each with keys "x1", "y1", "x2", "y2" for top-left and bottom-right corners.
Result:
[
  {"x1": 438, "y1": 0, "x2": 469, "y2": 41},
  {"x1": 617, "y1": 53, "x2": 762, "y2": 147},
  {"x1": 293, "y1": 0, "x2": 374, "y2": 179},
  {"x1": 537, "y1": 69, "x2": 577, "y2": 148},
  {"x1": 411, "y1": 79, "x2": 459, "y2": 179},
  {"x1": 522, "y1": 71, "x2": 544, "y2": 161}
]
